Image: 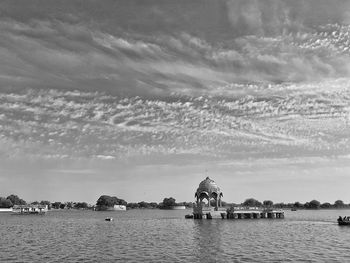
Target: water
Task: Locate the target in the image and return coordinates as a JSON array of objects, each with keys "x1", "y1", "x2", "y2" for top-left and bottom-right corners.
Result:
[{"x1": 1, "y1": 209, "x2": 350, "y2": 262}]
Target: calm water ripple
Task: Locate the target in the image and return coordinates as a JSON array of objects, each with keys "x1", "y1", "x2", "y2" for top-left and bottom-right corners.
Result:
[{"x1": 1, "y1": 209, "x2": 350, "y2": 262}]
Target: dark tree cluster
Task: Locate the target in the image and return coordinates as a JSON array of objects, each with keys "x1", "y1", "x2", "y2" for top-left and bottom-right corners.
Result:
[
  {"x1": 126, "y1": 200, "x2": 194, "y2": 209},
  {"x1": 242, "y1": 198, "x2": 263, "y2": 207},
  {"x1": 238, "y1": 198, "x2": 350, "y2": 210},
  {"x1": 51, "y1": 202, "x2": 63, "y2": 209},
  {"x1": 295, "y1": 199, "x2": 350, "y2": 210},
  {"x1": 126, "y1": 201, "x2": 158, "y2": 209},
  {"x1": 74, "y1": 202, "x2": 89, "y2": 209},
  {"x1": 0, "y1": 197, "x2": 13, "y2": 208},
  {"x1": 304, "y1": 200, "x2": 321, "y2": 209},
  {"x1": 158, "y1": 197, "x2": 177, "y2": 209},
  {"x1": 0, "y1": 195, "x2": 26, "y2": 208},
  {"x1": 96, "y1": 195, "x2": 127, "y2": 210}
]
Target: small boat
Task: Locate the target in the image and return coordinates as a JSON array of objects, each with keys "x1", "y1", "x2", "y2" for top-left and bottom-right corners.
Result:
[
  {"x1": 105, "y1": 217, "x2": 113, "y2": 221},
  {"x1": 185, "y1": 214, "x2": 194, "y2": 219},
  {"x1": 338, "y1": 221, "x2": 350, "y2": 226},
  {"x1": 337, "y1": 217, "x2": 350, "y2": 225}
]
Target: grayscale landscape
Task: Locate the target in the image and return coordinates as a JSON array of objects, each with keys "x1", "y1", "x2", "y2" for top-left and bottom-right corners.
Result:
[{"x1": 1, "y1": 1, "x2": 350, "y2": 262}]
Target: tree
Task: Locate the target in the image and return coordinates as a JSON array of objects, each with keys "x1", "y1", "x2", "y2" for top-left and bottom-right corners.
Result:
[
  {"x1": 293, "y1": 202, "x2": 303, "y2": 208},
  {"x1": 334, "y1": 200, "x2": 345, "y2": 208},
  {"x1": 74, "y1": 202, "x2": 88, "y2": 209},
  {"x1": 274, "y1": 203, "x2": 285, "y2": 208},
  {"x1": 0, "y1": 197, "x2": 13, "y2": 208},
  {"x1": 96, "y1": 195, "x2": 114, "y2": 208},
  {"x1": 159, "y1": 197, "x2": 176, "y2": 209},
  {"x1": 52, "y1": 202, "x2": 62, "y2": 209},
  {"x1": 149, "y1": 202, "x2": 158, "y2": 208},
  {"x1": 321, "y1": 202, "x2": 331, "y2": 209},
  {"x1": 66, "y1": 202, "x2": 74, "y2": 209},
  {"x1": 242, "y1": 198, "x2": 262, "y2": 207},
  {"x1": 126, "y1": 203, "x2": 140, "y2": 209},
  {"x1": 96, "y1": 195, "x2": 127, "y2": 210},
  {"x1": 163, "y1": 197, "x2": 176, "y2": 207},
  {"x1": 263, "y1": 200, "x2": 273, "y2": 207},
  {"x1": 6, "y1": 195, "x2": 26, "y2": 205},
  {"x1": 305, "y1": 200, "x2": 320, "y2": 209},
  {"x1": 138, "y1": 201, "x2": 150, "y2": 208},
  {"x1": 114, "y1": 197, "x2": 127, "y2": 206}
]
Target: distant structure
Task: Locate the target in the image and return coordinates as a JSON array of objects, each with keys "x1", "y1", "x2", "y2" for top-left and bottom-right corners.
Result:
[
  {"x1": 195, "y1": 176, "x2": 223, "y2": 210},
  {"x1": 191, "y1": 177, "x2": 284, "y2": 220},
  {"x1": 12, "y1": 205, "x2": 48, "y2": 215},
  {"x1": 193, "y1": 177, "x2": 227, "y2": 219},
  {"x1": 171, "y1": 205, "x2": 186, "y2": 210},
  {"x1": 106, "y1": 205, "x2": 126, "y2": 211}
]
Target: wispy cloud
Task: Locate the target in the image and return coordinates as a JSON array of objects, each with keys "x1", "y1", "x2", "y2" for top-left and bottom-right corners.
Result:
[
  {"x1": 0, "y1": 1, "x2": 350, "y2": 97},
  {"x1": 1, "y1": 80, "x2": 349, "y2": 162},
  {"x1": 0, "y1": 0, "x2": 350, "y2": 163}
]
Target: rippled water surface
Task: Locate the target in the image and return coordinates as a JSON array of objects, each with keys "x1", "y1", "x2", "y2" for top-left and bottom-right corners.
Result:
[{"x1": 1, "y1": 209, "x2": 350, "y2": 262}]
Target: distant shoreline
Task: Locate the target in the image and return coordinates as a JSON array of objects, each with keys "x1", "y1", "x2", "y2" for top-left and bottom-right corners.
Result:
[{"x1": 0, "y1": 208, "x2": 12, "y2": 212}]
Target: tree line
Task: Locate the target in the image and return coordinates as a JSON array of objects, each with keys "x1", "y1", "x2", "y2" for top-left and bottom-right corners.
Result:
[
  {"x1": 95, "y1": 195, "x2": 193, "y2": 210},
  {"x1": 238, "y1": 198, "x2": 350, "y2": 210},
  {"x1": 0, "y1": 194, "x2": 90, "y2": 210},
  {"x1": 2, "y1": 194, "x2": 350, "y2": 210}
]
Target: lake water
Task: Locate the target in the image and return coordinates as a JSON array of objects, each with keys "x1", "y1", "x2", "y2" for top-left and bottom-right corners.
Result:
[{"x1": 1, "y1": 209, "x2": 350, "y2": 262}]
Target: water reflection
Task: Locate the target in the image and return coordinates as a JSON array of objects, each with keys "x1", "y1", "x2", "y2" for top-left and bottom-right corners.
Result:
[{"x1": 193, "y1": 220, "x2": 228, "y2": 262}]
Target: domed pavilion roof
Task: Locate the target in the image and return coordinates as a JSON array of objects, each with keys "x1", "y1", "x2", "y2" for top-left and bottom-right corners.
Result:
[{"x1": 195, "y1": 177, "x2": 222, "y2": 199}]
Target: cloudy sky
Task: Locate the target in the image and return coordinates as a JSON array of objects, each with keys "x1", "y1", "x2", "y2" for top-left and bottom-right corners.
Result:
[{"x1": 1, "y1": 0, "x2": 350, "y2": 204}]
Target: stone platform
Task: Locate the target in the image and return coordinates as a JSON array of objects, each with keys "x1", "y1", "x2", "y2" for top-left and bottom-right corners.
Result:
[
  {"x1": 225, "y1": 207, "x2": 284, "y2": 219},
  {"x1": 193, "y1": 206, "x2": 284, "y2": 220}
]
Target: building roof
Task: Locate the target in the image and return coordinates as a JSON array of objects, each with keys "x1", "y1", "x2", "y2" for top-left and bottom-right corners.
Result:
[{"x1": 195, "y1": 177, "x2": 222, "y2": 198}]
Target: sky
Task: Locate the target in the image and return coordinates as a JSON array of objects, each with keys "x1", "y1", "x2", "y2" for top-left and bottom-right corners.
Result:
[{"x1": 0, "y1": 0, "x2": 350, "y2": 204}]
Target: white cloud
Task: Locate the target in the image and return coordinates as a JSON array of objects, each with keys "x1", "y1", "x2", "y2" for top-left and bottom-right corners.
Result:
[{"x1": 0, "y1": 80, "x2": 349, "y2": 162}]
